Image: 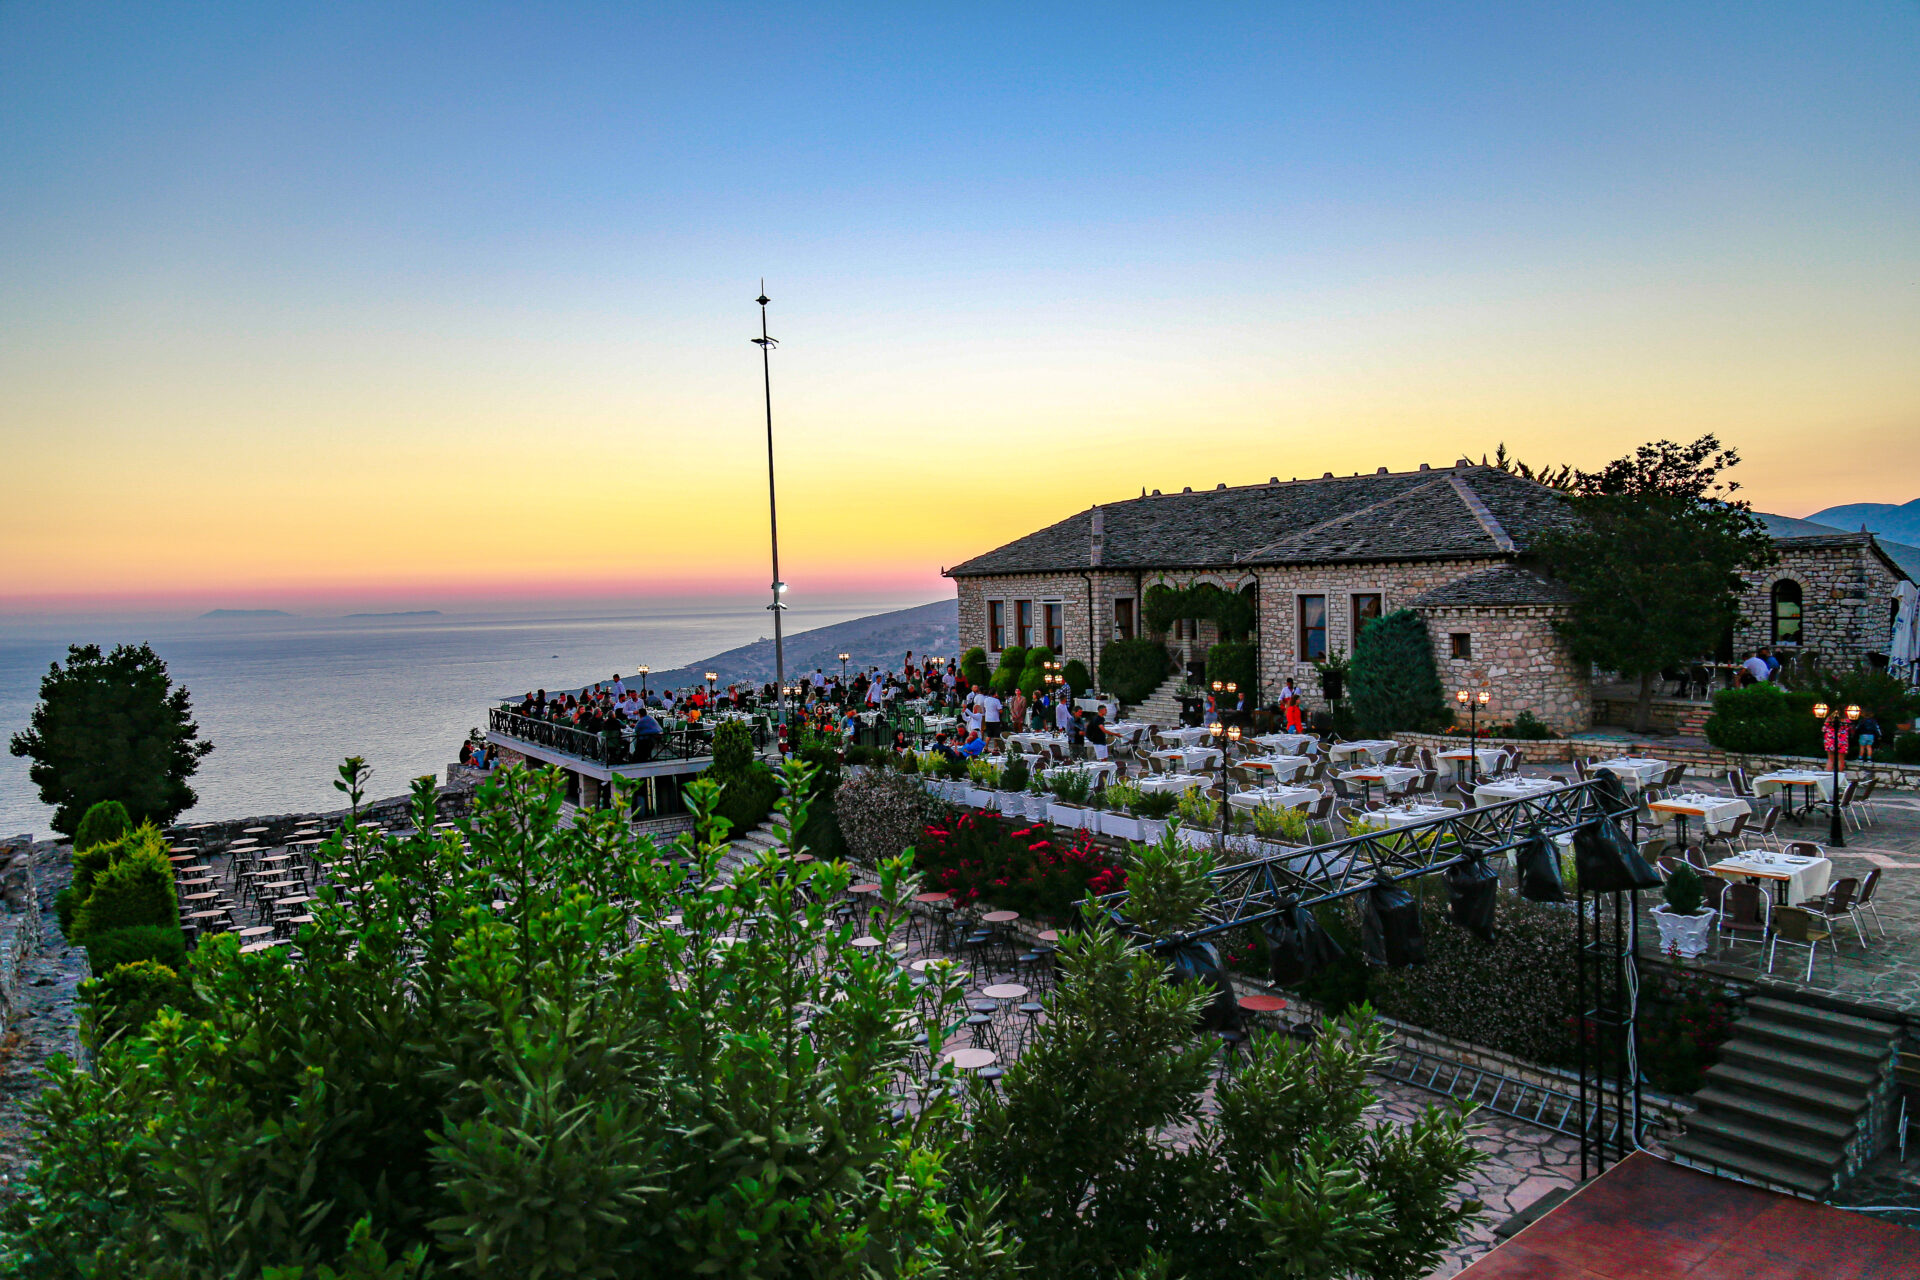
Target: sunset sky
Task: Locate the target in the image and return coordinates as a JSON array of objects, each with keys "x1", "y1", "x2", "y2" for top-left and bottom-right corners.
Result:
[{"x1": 3, "y1": 3, "x2": 1915, "y2": 612}]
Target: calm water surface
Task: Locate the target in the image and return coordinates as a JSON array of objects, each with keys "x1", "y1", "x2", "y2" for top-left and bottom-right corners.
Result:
[{"x1": 0, "y1": 597, "x2": 919, "y2": 840}]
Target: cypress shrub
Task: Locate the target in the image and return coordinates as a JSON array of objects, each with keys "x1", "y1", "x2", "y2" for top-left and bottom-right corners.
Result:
[
  {"x1": 960, "y1": 646, "x2": 991, "y2": 690},
  {"x1": 73, "y1": 800, "x2": 132, "y2": 853},
  {"x1": 1349, "y1": 610, "x2": 1450, "y2": 736},
  {"x1": 1203, "y1": 643, "x2": 1257, "y2": 699},
  {"x1": 1061, "y1": 658, "x2": 1091, "y2": 696},
  {"x1": 86, "y1": 924, "x2": 188, "y2": 974},
  {"x1": 707, "y1": 721, "x2": 779, "y2": 833},
  {"x1": 990, "y1": 645, "x2": 1027, "y2": 694},
  {"x1": 1100, "y1": 639, "x2": 1172, "y2": 704},
  {"x1": 1018, "y1": 645, "x2": 1054, "y2": 696},
  {"x1": 73, "y1": 832, "x2": 177, "y2": 942}
]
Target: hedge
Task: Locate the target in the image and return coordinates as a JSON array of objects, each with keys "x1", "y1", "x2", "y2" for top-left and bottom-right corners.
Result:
[
  {"x1": 1349, "y1": 610, "x2": 1450, "y2": 736},
  {"x1": 87, "y1": 924, "x2": 188, "y2": 975},
  {"x1": 1061, "y1": 658, "x2": 1092, "y2": 696},
  {"x1": 1204, "y1": 643, "x2": 1257, "y2": 701},
  {"x1": 1702, "y1": 684, "x2": 1821, "y2": 756},
  {"x1": 1100, "y1": 639, "x2": 1173, "y2": 705}
]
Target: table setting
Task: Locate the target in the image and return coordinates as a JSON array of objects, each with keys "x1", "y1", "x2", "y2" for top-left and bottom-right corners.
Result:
[
  {"x1": 1647, "y1": 792, "x2": 1751, "y2": 843},
  {"x1": 1157, "y1": 725, "x2": 1217, "y2": 747},
  {"x1": 1709, "y1": 847, "x2": 1832, "y2": 904},
  {"x1": 1153, "y1": 745, "x2": 1224, "y2": 771},
  {"x1": 1251, "y1": 733, "x2": 1317, "y2": 755},
  {"x1": 1435, "y1": 747, "x2": 1504, "y2": 779},
  {"x1": 1138, "y1": 772, "x2": 1211, "y2": 795},
  {"x1": 1327, "y1": 739, "x2": 1398, "y2": 764},
  {"x1": 1472, "y1": 776, "x2": 1567, "y2": 807},
  {"x1": 1340, "y1": 765, "x2": 1420, "y2": 803},
  {"x1": 1241, "y1": 754, "x2": 1313, "y2": 781},
  {"x1": 1227, "y1": 784, "x2": 1321, "y2": 811},
  {"x1": 1591, "y1": 757, "x2": 1667, "y2": 790}
]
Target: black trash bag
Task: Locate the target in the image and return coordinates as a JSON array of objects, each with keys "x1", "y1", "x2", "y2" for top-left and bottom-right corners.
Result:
[
  {"x1": 1261, "y1": 895, "x2": 1344, "y2": 986},
  {"x1": 1573, "y1": 812, "x2": 1662, "y2": 893},
  {"x1": 1163, "y1": 938, "x2": 1240, "y2": 1030},
  {"x1": 1359, "y1": 874, "x2": 1425, "y2": 968},
  {"x1": 1443, "y1": 854, "x2": 1500, "y2": 941},
  {"x1": 1589, "y1": 769, "x2": 1636, "y2": 820},
  {"x1": 1515, "y1": 829, "x2": 1567, "y2": 903}
]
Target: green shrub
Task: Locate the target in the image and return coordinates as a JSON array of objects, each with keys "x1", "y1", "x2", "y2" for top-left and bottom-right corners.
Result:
[
  {"x1": 1000, "y1": 756, "x2": 1030, "y2": 794},
  {"x1": 1130, "y1": 789, "x2": 1180, "y2": 820},
  {"x1": 87, "y1": 924, "x2": 188, "y2": 975},
  {"x1": 960, "y1": 646, "x2": 990, "y2": 690},
  {"x1": 71, "y1": 838, "x2": 121, "y2": 902},
  {"x1": 1661, "y1": 862, "x2": 1704, "y2": 916},
  {"x1": 53, "y1": 887, "x2": 78, "y2": 939},
  {"x1": 1892, "y1": 732, "x2": 1920, "y2": 764},
  {"x1": 990, "y1": 644, "x2": 1027, "y2": 694},
  {"x1": 82, "y1": 959, "x2": 193, "y2": 1043},
  {"x1": 1702, "y1": 683, "x2": 1824, "y2": 755},
  {"x1": 1061, "y1": 658, "x2": 1091, "y2": 696},
  {"x1": 1349, "y1": 610, "x2": 1450, "y2": 736},
  {"x1": 706, "y1": 721, "x2": 780, "y2": 832},
  {"x1": 1018, "y1": 645, "x2": 1054, "y2": 696},
  {"x1": 1203, "y1": 642, "x2": 1256, "y2": 700},
  {"x1": 72, "y1": 833, "x2": 177, "y2": 942},
  {"x1": 73, "y1": 800, "x2": 132, "y2": 853},
  {"x1": 1099, "y1": 638, "x2": 1172, "y2": 704}
]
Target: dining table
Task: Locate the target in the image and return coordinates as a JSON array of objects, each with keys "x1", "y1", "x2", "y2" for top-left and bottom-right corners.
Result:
[
  {"x1": 1754, "y1": 770, "x2": 1846, "y2": 816},
  {"x1": 1357, "y1": 802, "x2": 1457, "y2": 830},
  {"x1": 1340, "y1": 766, "x2": 1421, "y2": 805},
  {"x1": 1138, "y1": 772, "x2": 1211, "y2": 795},
  {"x1": 1227, "y1": 784, "x2": 1321, "y2": 811},
  {"x1": 1153, "y1": 745, "x2": 1223, "y2": 771},
  {"x1": 1241, "y1": 754, "x2": 1313, "y2": 781},
  {"x1": 1709, "y1": 848, "x2": 1832, "y2": 904},
  {"x1": 1647, "y1": 793, "x2": 1752, "y2": 847},
  {"x1": 1591, "y1": 757, "x2": 1668, "y2": 791},
  {"x1": 1327, "y1": 739, "x2": 1399, "y2": 765},
  {"x1": 1251, "y1": 733, "x2": 1318, "y2": 755},
  {"x1": 1157, "y1": 725, "x2": 1218, "y2": 747},
  {"x1": 1435, "y1": 747, "x2": 1504, "y2": 781},
  {"x1": 1472, "y1": 776, "x2": 1567, "y2": 807}
]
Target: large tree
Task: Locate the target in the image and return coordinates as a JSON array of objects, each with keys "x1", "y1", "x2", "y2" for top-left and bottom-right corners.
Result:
[
  {"x1": 9, "y1": 643, "x2": 214, "y2": 836},
  {"x1": 1535, "y1": 436, "x2": 1775, "y2": 733}
]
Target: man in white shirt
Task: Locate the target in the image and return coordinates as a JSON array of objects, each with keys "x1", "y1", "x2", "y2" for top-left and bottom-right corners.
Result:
[
  {"x1": 1054, "y1": 697, "x2": 1072, "y2": 732},
  {"x1": 965, "y1": 695, "x2": 985, "y2": 737},
  {"x1": 610, "y1": 674, "x2": 627, "y2": 698},
  {"x1": 979, "y1": 691, "x2": 1003, "y2": 740},
  {"x1": 1741, "y1": 652, "x2": 1770, "y2": 685},
  {"x1": 811, "y1": 668, "x2": 827, "y2": 691}
]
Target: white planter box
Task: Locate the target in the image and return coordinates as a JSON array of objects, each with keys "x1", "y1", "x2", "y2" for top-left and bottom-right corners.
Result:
[
  {"x1": 997, "y1": 791, "x2": 1024, "y2": 816},
  {"x1": 1651, "y1": 907, "x2": 1716, "y2": 959},
  {"x1": 1024, "y1": 794, "x2": 1049, "y2": 822},
  {"x1": 966, "y1": 787, "x2": 996, "y2": 810},
  {"x1": 1100, "y1": 812, "x2": 1145, "y2": 843},
  {"x1": 1049, "y1": 803, "x2": 1091, "y2": 831}
]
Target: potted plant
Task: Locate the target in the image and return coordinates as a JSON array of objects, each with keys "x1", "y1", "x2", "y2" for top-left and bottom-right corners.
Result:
[
  {"x1": 1314, "y1": 649, "x2": 1351, "y2": 704},
  {"x1": 1129, "y1": 787, "x2": 1179, "y2": 843},
  {"x1": 1174, "y1": 788, "x2": 1219, "y2": 850},
  {"x1": 1651, "y1": 861, "x2": 1716, "y2": 958},
  {"x1": 939, "y1": 751, "x2": 969, "y2": 801},
  {"x1": 1024, "y1": 769, "x2": 1051, "y2": 821},
  {"x1": 965, "y1": 757, "x2": 1002, "y2": 809},
  {"x1": 1047, "y1": 770, "x2": 1094, "y2": 831},
  {"x1": 1251, "y1": 803, "x2": 1310, "y2": 851},
  {"x1": 1099, "y1": 779, "x2": 1146, "y2": 841}
]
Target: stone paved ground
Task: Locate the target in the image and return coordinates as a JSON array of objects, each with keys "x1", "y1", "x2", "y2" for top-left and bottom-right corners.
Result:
[{"x1": 0, "y1": 843, "x2": 89, "y2": 1195}]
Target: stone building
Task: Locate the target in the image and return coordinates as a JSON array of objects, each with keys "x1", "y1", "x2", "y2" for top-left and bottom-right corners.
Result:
[
  {"x1": 944, "y1": 461, "x2": 1598, "y2": 732},
  {"x1": 944, "y1": 464, "x2": 1915, "y2": 734}
]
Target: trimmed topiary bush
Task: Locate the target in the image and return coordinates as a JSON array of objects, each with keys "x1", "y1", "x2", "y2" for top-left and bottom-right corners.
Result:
[
  {"x1": 1100, "y1": 639, "x2": 1172, "y2": 705},
  {"x1": 960, "y1": 646, "x2": 991, "y2": 691},
  {"x1": 1061, "y1": 658, "x2": 1091, "y2": 696},
  {"x1": 1017, "y1": 645, "x2": 1054, "y2": 696},
  {"x1": 86, "y1": 924, "x2": 188, "y2": 975},
  {"x1": 73, "y1": 832, "x2": 177, "y2": 942},
  {"x1": 73, "y1": 800, "x2": 132, "y2": 853},
  {"x1": 989, "y1": 645, "x2": 1027, "y2": 694},
  {"x1": 1349, "y1": 610, "x2": 1450, "y2": 737},
  {"x1": 833, "y1": 770, "x2": 942, "y2": 868}
]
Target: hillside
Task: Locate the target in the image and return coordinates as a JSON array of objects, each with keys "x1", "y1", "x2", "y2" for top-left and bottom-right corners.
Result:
[
  {"x1": 1807, "y1": 499, "x2": 1920, "y2": 547},
  {"x1": 1757, "y1": 512, "x2": 1920, "y2": 581},
  {"x1": 637, "y1": 598, "x2": 958, "y2": 692}
]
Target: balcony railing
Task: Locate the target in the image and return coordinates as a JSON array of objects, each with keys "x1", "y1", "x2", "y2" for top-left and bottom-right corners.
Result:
[{"x1": 488, "y1": 707, "x2": 770, "y2": 766}]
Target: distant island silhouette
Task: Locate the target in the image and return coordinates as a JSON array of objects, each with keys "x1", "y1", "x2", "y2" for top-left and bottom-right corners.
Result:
[
  {"x1": 346, "y1": 610, "x2": 444, "y2": 618},
  {"x1": 200, "y1": 608, "x2": 293, "y2": 618}
]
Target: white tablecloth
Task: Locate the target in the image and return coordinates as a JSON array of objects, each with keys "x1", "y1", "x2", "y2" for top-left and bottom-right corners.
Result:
[
  {"x1": 1252, "y1": 733, "x2": 1317, "y2": 755},
  {"x1": 1157, "y1": 726, "x2": 1215, "y2": 747},
  {"x1": 1755, "y1": 771, "x2": 1849, "y2": 803},
  {"x1": 1243, "y1": 755, "x2": 1312, "y2": 781},
  {"x1": 1106, "y1": 721, "x2": 1152, "y2": 745},
  {"x1": 1138, "y1": 773, "x2": 1210, "y2": 795},
  {"x1": 1341, "y1": 766, "x2": 1421, "y2": 794},
  {"x1": 1228, "y1": 785, "x2": 1321, "y2": 810},
  {"x1": 1649, "y1": 793, "x2": 1751, "y2": 835},
  {"x1": 1473, "y1": 778, "x2": 1567, "y2": 807},
  {"x1": 1437, "y1": 748, "x2": 1504, "y2": 776},
  {"x1": 1710, "y1": 850, "x2": 1833, "y2": 903},
  {"x1": 1044, "y1": 760, "x2": 1117, "y2": 783},
  {"x1": 1593, "y1": 757, "x2": 1667, "y2": 789},
  {"x1": 1328, "y1": 739, "x2": 1398, "y2": 764},
  {"x1": 1154, "y1": 746, "x2": 1223, "y2": 771},
  {"x1": 1007, "y1": 732, "x2": 1067, "y2": 753},
  {"x1": 1360, "y1": 803, "x2": 1457, "y2": 830}
]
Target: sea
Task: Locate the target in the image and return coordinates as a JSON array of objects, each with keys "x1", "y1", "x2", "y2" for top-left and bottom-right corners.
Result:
[{"x1": 0, "y1": 595, "x2": 924, "y2": 841}]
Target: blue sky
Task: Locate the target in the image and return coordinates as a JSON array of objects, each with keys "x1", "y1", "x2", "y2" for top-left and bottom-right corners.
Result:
[{"x1": 3, "y1": 3, "x2": 1915, "y2": 606}]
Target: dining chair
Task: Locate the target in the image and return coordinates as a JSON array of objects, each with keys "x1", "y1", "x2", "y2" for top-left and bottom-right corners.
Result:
[
  {"x1": 1851, "y1": 867, "x2": 1886, "y2": 940},
  {"x1": 1796, "y1": 877, "x2": 1863, "y2": 946},
  {"x1": 1719, "y1": 882, "x2": 1769, "y2": 951},
  {"x1": 1768, "y1": 906, "x2": 1834, "y2": 982}
]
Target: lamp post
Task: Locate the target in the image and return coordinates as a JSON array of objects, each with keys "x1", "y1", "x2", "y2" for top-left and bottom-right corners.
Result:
[
  {"x1": 1811, "y1": 702, "x2": 1860, "y2": 847},
  {"x1": 705, "y1": 672, "x2": 718, "y2": 701},
  {"x1": 753, "y1": 286, "x2": 789, "y2": 742},
  {"x1": 838, "y1": 652, "x2": 850, "y2": 686},
  {"x1": 637, "y1": 665, "x2": 649, "y2": 700},
  {"x1": 1455, "y1": 688, "x2": 1492, "y2": 783}
]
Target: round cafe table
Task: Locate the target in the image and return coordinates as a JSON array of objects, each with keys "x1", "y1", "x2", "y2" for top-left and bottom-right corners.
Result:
[
  {"x1": 242, "y1": 827, "x2": 269, "y2": 835},
  {"x1": 914, "y1": 891, "x2": 950, "y2": 904},
  {"x1": 850, "y1": 882, "x2": 881, "y2": 896},
  {"x1": 983, "y1": 983, "x2": 1028, "y2": 1000},
  {"x1": 1037, "y1": 929, "x2": 1060, "y2": 943},
  {"x1": 851, "y1": 936, "x2": 883, "y2": 950},
  {"x1": 945, "y1": 1048, "x2": 997, "y2": 1071},
  {"x1": 982, "y1": 910, "x2": 1020, "y2": 924},
  {"x1": 1239, "y1": 994, "x2": 1288, "y2": 1015}
]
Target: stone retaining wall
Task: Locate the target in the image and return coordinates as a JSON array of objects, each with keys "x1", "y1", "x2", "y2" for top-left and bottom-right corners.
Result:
[
  {"x1": 166, "y1": 780, "x2": 479, "y2": 851},
  {"x1": 0, "y1": 836, "x2": 45, "y2": 1033}
]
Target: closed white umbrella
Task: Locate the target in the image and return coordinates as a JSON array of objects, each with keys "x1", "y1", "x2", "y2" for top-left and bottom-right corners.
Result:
[{"x1": 1891, "y1": 580, "x2": 1920, "y2": 673}]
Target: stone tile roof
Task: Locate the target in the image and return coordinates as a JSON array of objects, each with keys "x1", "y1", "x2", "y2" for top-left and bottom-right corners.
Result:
[
  {"x1": 1403, "y1": 564, "x2": 1579, "y2": 608},
  {"x1": 945, "y1": 465, "x2": 1577, "y2": 577}
]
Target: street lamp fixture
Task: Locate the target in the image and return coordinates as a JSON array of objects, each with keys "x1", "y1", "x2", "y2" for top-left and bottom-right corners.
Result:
[
  {"x1": 705, "y1": 672, "x2": 718, "y2": 700},
  {"x1": 838, "y1": 652, "x2": 851, "y2": 684},
  {"x1": 1456, "y1": 689, "x2": 1493, "y2": 782},
  {"x1": 1811, "y1": 701, "x2": 1861, "y2": 847},
  {"x1": 637, "y1": 665, "x2": 649, "y2": 698}
]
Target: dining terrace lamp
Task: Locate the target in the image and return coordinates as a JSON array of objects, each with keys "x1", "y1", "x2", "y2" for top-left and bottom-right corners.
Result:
[
  {"x1": 1810, "y1": 701, "x2": 1860, "y2": 847},
  {"x1": 1455, "y1": 689, "x2": 1491, "y2": 780},
  {"x1": 637, "y1": 665, "x2": 649, "y2": 698},
  {"x1": 838, "y1": 652, "x2": 851, "y2": 684}
]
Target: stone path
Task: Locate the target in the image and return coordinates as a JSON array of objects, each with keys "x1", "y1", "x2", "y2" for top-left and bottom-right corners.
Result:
[{"x1": 0, "y1": 842, "x2": 90, "y2": 1195}]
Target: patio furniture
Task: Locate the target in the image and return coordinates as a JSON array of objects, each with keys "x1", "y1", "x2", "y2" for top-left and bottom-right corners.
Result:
[
  {"x1": 1719, "y1": 882, "x2": 1770, "y2": 950},
  {"x1": 1742, "y1": 805, "x2": 1782, "y2": 851},
  {"x1": 1852, "y1": 867, "x2": 1886, "y2": 940},
  {"x1": 1796, "y1": 877, "x2": 1864, "y2": 946},
  {"x1": 1768, "y1": 906, "x2": 1834, "y2": 982}
]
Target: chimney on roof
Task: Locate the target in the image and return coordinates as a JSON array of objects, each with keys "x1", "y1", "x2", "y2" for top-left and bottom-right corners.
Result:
[
  {"x1": 1323, "y1": 471, "x2": 1334, "y2": 479},
  {"x1": 1456, "y1": 458, "x2": 1472, "y2": 468},
  {"x1": 1376, "y1": 466, "x2": 1389, "y2": 475},
  {"x1": 1419, "y1": 462, "x2": 1431, "y2": 471},
  {"x1": 1090, "y1": 506, "x2": 1104, "y2": 566},
  {"x1": 1216, "y1": 482, "x2": 1227, "y2": 489}
]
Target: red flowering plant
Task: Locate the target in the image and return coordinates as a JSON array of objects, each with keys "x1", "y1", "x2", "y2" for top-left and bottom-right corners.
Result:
[{"x1": 915, "y1": 810, "x2": 1126, "y2": 921}]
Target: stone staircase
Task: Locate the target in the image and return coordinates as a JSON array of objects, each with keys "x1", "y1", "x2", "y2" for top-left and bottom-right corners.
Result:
[
  {"x1": 1126, "y1": 672, "x2": 1189, "y2": 729},
  {"x1": 719, "y1": 810, "x2": 792, "y2": 880},
  {"x1": 1667, "y1": 992, "x2": 1899, "y2": 1198}
]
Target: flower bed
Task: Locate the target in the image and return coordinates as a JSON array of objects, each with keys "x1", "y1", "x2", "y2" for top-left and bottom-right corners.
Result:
[{"x1": 914, "y1": 810, "x2": 1126, "y2": 921}]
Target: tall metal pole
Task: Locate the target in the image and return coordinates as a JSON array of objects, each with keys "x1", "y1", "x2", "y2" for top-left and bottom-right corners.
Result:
[{"x1": 754, "y1": 284, "x2": 787, "y2": 744}]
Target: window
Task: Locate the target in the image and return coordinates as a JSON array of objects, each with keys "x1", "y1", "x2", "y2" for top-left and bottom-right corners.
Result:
[
  {"x1": 1114, "y1": 597, "x2": 1135, "y2": 640},
  {"x1": 1016, "y1": 600, "x2": 1034, "y2": 648},
  {"x1": 1772, "y1": 580, "x2": 1803, "y2": 644},
  {"x1": 1351, "y1": 593, "x2": 1383, "y2": 641},
  {"x1": 988, "y1": 600, "x2": 1005, "y2": 652},
  {"x1": 1298, "y1": 595, "x2": 1327, "y2": 660},
  {"x1": 1451, "y1": 632, "x2": 1473, "y2": 660},
  {"x1": 1043, "y1": 602, "x2": 1063, "y2": 652}
]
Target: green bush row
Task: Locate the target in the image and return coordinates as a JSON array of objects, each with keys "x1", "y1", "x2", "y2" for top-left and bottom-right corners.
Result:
[{"x1": 1098, "y1": 638, "x2": 1172, "y2": 704}]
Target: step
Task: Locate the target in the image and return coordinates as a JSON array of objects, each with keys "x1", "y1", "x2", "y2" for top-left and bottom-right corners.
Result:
[
  {"x1": 1739, "y1": 1017, "x2": 1893, "y2": 1066},
  {"x1": 1718, "y1": 1040, "x2": 1881, "y2": 1090},
  {"x1": 1745, "y1": 995, "x2": 1898, "y2": 1044},
  {"x1": 1677, "y1": 1111, "x2": 1846, "y2": 1174},
  {"x1": 1690, "y1": 1088, "x2": 1856, "y2": 1144},
  {"x1": 1701, "y1": 1063, "x2": 1870, "y2": 1121},
  {"x1": 1666, "y1": 1133, "x2": 1834, "y2": 1197}
]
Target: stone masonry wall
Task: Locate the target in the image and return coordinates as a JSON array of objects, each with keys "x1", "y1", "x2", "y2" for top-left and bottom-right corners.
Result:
[
  {"x1": 954, "y1": 570, "x2": 1140, "y2": 680},
  {"x1": 1253, "y1": 557, "x2": 1505, "y2": 702},
  {"x1": 1733, "y1": 542, "x2": 1903, "y2": 667},
  {"x1": 1419, "y1": 603, "x2": 1593, "y2": 734},
  {"x1": 0, "y1": 836, "x2": 45, "y2": 1033}
]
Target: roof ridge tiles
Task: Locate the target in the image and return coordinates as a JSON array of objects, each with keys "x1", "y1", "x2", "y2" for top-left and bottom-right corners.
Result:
[
  {"x1": 1233, "y1": 474, "x2": 1470, "y2": 564},
  {"x1": 1448, "y1": 473, "x2": 1518, "y2": 553}
]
